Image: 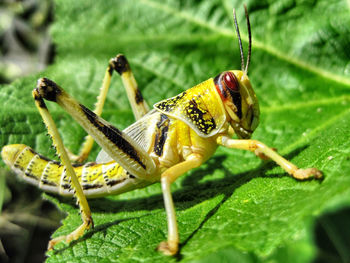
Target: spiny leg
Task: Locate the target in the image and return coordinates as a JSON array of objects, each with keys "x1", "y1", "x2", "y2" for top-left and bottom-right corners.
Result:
[
  {"x1": 32, "y1": 89, "x2": 93, "y2": 250},
  {"x1": 71, "y1": 54, "x2": 149, "y2": 163},
  {"x1": 70, "y1": 57, "x2": 115, "y2": 162},
  {"x1": 217, "y1": 135, "x2": 322, "y2": 180},
  {"x1": 111, "y1": 54, "x2": 150, "y2": 120},
  {"x1": 35, "y1": 78, "x2": 156, "y2": 179},
  {"x1": 158, "y1": 154, "x2": 203, "y2": 256}
]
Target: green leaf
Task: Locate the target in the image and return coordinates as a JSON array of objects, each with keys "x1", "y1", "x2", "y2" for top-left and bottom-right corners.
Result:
[{"x1": 1, "y1": 0, "x2": 350, "y2": 262}]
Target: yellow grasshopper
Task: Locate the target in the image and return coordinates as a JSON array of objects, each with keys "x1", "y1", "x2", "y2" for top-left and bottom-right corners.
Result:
[{"x1": 1, "y1": 6, "x2": 322, "y2": 256}]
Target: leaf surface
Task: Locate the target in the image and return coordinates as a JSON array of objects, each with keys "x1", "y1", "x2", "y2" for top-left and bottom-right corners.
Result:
[{"x1": 1, "y1": 0, "x2": 350, "y2": 262}]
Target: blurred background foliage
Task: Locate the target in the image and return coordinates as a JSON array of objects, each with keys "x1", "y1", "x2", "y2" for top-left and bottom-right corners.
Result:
[
  {"x1": 0, "y1": 0, "x2": 53, "y2": 84},
  {"x1": 0, "y1": 0, "x2": 349, "y2": 262},
  {"x1": 0, "y1": 1, "x2": 62, "y2": 263}
]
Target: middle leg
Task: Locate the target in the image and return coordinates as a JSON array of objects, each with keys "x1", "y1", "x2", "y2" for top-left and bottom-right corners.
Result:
[{"x1": 158, "y1": 154, "x2": 203, "y2": 256}]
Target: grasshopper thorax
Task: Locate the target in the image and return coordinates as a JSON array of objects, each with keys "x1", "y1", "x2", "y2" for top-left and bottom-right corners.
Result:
[{"x1": 214, "y1": 70, "x2": 259, "y2": 139}]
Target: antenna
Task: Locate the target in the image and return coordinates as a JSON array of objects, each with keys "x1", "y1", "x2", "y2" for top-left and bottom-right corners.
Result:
[
  {"x1": 233, "y1": 8, "x2": 245, "y2": 72},
  {"x1": 244, "y1": 5, "x2": 251, "y2": 74},
  {"x1": 232, "y1": 5, "x2": 252, "y2": 74}
]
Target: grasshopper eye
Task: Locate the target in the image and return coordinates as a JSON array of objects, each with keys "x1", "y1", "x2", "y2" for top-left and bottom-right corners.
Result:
[
  {"x1": 214, "y1": 71, "x2": 243, "y2": 119},
  {"x1": 223, "y1": 72, "x2": 239, "y2": 92}
]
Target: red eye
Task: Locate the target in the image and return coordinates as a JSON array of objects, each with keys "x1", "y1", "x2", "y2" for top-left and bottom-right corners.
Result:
[{"x1": 223, "y1": 72, "x2": 239, "y2": 92}]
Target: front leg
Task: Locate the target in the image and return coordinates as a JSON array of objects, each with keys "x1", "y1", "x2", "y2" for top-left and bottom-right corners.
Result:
[{"x1": 217, "y1": 135, "x2": 322, "y2": 180}]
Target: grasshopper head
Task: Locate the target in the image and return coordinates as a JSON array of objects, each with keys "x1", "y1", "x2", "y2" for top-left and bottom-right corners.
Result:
[
  {"x1": 215, "y1": 6, "x2": 259, "y2": 139},
  {"x1": 214, "y1": 70, "x2": 259, "y2": 139}
]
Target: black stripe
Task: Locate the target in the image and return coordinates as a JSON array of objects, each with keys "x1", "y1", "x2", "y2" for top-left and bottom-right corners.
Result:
[
  {"x1": 106, "y1": 178, "x2": 127, "y2": 187},
  {"x1": 80, "y1": 104, "x2": 146, "y2": 169},
  {"x1": 135, "y1": 89, "x2": 144, "y2": 104},
  {"x1": 61, "y1": 183, "x2": 71, "y2": 190},
  {"x1": 83, "y1": 183, "x2": 103, "y2": 190},
  {"x1": 127, "y1": 172, "x2": 136, "y2": 179},
  {"x1": 154, "y1": 114, "x2": 169, "y2": 156},
  {"x1": 41, "y1": 179, "x2": 57, "y2": 186},
  {"x1": 84, "y1": 162, "x2": 97, "y2": 167},
  {"x1": 27, "y1": 148, "x2": 61, "y2": 165}
]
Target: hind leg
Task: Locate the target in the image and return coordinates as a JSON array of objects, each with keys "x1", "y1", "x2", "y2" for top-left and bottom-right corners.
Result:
[{"x1": 32, "y1": 89, "x2": 93, "y2": 250}]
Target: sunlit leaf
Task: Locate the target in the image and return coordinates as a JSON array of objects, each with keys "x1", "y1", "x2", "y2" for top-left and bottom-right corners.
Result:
[{"x1": 1, "y1": 0, "x2": 350, "y2": 262}]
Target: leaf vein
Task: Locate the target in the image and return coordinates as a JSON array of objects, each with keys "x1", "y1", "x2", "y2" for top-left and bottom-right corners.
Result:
[
  {"x1": 281, "y1": 107, "x2": 350, "y2": 155},
  {"x1": 139, "y1": 0, "x2": 350, "y2": 87}
]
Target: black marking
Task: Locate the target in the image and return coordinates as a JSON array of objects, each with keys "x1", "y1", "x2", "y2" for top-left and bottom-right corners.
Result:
[
  {"x1": 185, "y1": 99, "x2": 216, "y2": 134},
  {"x1": 214, "y1": 73, "x2": 228, "y2": 98},
  {"x1": 79, "y1": 104, "x2": 146, "y2": 169},
  {"x1": 135, "y1": 89, "x2": 144, "y2": 104},
  {"x1": 14, "y1": 163, "x2": 22, "y2": 169},
  {"x1": 25, "y1": 171, "x2": 37, "y2": 179},
  {"x1": 111, "y1": 55, "x2": 130, "y2": 75},
  {"x1": 41, "y1": 179, "x2": 57, "y2": 186},
  {"x1": 84, "y1": 162, "x2": 97, "y2": 168},
  {"x1": 126, "y1": 171, "x2": 136, "y2": 179},
  {"x1": 83, "y1": 183, "x2": 103, "y2": 190},
  {"x1": 154, "y1": 114, "x2": 169, "y2": 156},
  {"x1": 13, "y1": 151, "x2": 26, "y2": 170},
  {"x1": 28, "y1": 148, "x2": 60, "y2": 165},
  {"x1": 28, "y1": 148, "x2": 36, "y2": 155},
  {"x1": 37, "y1": 78, "x2": 61, "y2": 102},
  {"x1": 229, "y1": 88, "x2": 242, "y2": 119},
  {"x1": 62, "y1": 170, "x2": 70, "y2": 182},
  {"x1": 87, "y1": 216, "x2": 94, "y2": 229},
  {"x1": 37, "y1": 154, "x2": 52, "y2": 162},
  {"x1": 155, "y1": 91, "x2": 186, "y2": 112},
  {"x1": 106, "y1": 178, "x2": 127, "y2": 187},
  {"x1": 28, "y1": 148, "x2": 55, "y2": 163},
  {"x1": 33, "y1": 92, "x2": 47, "y2": 108},
  {"x1": 61, "y1": 183, "x2": 71, "y2": 190},
  {"x1": 213, "y1": 73, "x2": 220, "y2": 85},
  {"x1": 107, "y1": 64, "x2": 114, "y2": 75},
  {"x1": 156, "y1": 113, "x2": 169, "y2": 128},
  {"x1": 50, "y1": 160, "x2": 60, "y2": 165},
  {"x1": 25, "y1": 164, "x2": 33, "y2": 173}
]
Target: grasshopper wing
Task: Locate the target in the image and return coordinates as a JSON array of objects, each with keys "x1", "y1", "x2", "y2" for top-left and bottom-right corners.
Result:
[{"x1": 96, "y1": 110, "x2": 158, "y2": 164}]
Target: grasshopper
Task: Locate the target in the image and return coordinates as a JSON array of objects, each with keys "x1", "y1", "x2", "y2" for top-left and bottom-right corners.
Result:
[{"x1": 1, "y1": 6, "x2": 322, "y2": 256}]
